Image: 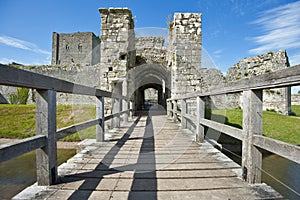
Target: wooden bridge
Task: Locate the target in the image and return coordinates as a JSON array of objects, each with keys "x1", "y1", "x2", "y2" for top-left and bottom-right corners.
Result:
[{"x1": 1, "y1": 64, "x2": 300, "y2": 199}]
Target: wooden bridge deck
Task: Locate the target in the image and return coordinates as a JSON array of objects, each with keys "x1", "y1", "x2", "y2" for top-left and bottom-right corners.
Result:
[{"x1": 14, "y1": 115, "x2": 281, "y2": 200}]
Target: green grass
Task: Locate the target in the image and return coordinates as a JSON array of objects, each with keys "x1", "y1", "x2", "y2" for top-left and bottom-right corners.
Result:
[
  {"x1": 208, "y1": 106, "x2": 300, "y2": 145},
  {"x1": 0, "y1": 104, "x2": 96, "y2": 141},
  {"x1": 291, "y1": 105, "x2": 300, "y2": 117}
]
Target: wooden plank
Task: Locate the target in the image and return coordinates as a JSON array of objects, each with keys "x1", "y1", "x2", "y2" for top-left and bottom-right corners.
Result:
[
  {"x1": 104, "y1": 110, "x2": 130, "y2": 121},
  {"x1": 182, "y1": 64, "x2": 300, "y2": 99},
  {"x1": 96, "y1": 96, "x2": 105, "y2": 142},
  {"x1": 253, "y1": 135, "x2": 300, "y2": 164},
  {"x1": 36, "y1": 89, "x2": 57, "y2": 186},
  {"x1": 196, "y1": 96, "x2": 205, "y2": 143},
  {"x1": 0, "y1": 135, "x2": 47, "y2": 163},
  {"x1": 172, "y1": 100, "x2": 177, "y2": 122},
  {"x1": 0, "y1": 64, "x2": 113, "y2": 98},
  {"x1": 182, "y1": 114, "x2": 243, "y2": 141},
  {"x1": 200, "y1": 118, "x2": 243, "y2": 141},
  {"x1": 56, "y1": 119, "x2": 101, "y2": 140},
  {"x1": 181, "y1": 99, "x2": 187, "y2": 128},
  {"x1": 242, "y1": 90, "x2": 263, "y2": 184}
]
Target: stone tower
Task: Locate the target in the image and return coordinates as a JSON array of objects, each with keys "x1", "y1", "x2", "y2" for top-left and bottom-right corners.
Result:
[
  {"x1": 167, "y1": 13, "x2": 202, "y2": 98},
  {"x1": 51, "y1": 32, "x2": 100, "y2": 66},
  {"x1": 99, "y1": 8, "x2": 136, "y2": 92}
]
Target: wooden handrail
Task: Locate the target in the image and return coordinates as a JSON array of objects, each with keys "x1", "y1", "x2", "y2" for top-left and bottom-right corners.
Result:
[
  {"x1": 0, "y1": 135, "x2": 47, "y2": 162},
  {"x1": 0, "y1": 64, "x2": 128, "y2": 100},
  {"x1": 167, "y1": 65, "x2": 300, "y2": 100},
  {"x1": 167, "y1": 64, "x2": 300, "y2": 184},
  {"x1": 0, "y1": 64, "x2": 133, "y2": 186}
]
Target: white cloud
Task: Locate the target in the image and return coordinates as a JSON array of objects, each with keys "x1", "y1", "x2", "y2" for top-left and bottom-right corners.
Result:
[
  {"x1": 0, "y1": 57, "x2": 17, "y2": 65},
  {"x1": 0, "y1": 35, "x2": 50, "y2": 55},
  {"x1": 213, "y1": 49, "x2": 223, "y2": 58},
  {"x1": 248, "y1": 1, "x2": 300, "y2": 55}
]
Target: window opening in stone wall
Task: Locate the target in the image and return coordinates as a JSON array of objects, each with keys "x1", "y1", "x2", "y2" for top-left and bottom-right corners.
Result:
[
  {"x1": 78, "y1": 44, "x2": 82, "y2": 52},
  {"x1": 108, "y1": 67, "x2": 113, "y2": 71},
  {"x1": 66, "y1": 44, "x2": 70, "y2": 50},
  {"x1": 119, "y1": 54, "x2": 126, "y2": 60}
]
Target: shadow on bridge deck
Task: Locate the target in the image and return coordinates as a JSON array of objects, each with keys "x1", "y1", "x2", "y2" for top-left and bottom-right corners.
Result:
[{"x1": 13, "y1": 115, "x2": 282, "y2": 200}]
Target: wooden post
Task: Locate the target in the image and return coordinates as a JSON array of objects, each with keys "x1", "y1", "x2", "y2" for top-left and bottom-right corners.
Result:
[
  {"x1": 167, "y1": 100, "x2": 172, "y2": 118},
  {"x1": 181, "y1": 99, "x2": 187, "y2": 128},
  {"x1": 96, "y1": 96, "x2": 105, "y2": 142},
  {"x1": 242, "y1": 90, "x2": 263, "y2": 184},
  {"x1": 111, "y1": 97, "x2": 121, "y2": 129},
  {"x1": 123, "y1": 99, "x2": 128, "y2": 122},
  {"x1": 196, "y1": 96, "x2": 205, "y2": 143},
  {"x1": 129, "y1": 101, "x2": 133, "y2": 120},
  {"x1": 172, "y1": 100, "x2": 177, "y2": 122},
  {"x1": 36, "y1": 89, "x2": 57, "y2": 185}
]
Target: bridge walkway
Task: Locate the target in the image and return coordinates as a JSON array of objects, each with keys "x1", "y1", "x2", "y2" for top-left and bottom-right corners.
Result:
[{"x1": 14, "y1": 115, "x2": 281, "y2": 200}]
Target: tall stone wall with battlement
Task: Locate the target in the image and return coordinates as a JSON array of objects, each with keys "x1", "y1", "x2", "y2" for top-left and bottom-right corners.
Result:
[
  {"x1": 99, "y1": 8, "x2": 135, "y2": 95},
  {"x1": 168, "y1": 12, "x2": 203, "y2": 98}
]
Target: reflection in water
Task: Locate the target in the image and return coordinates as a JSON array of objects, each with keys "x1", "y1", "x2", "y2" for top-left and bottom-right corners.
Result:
[
  {"x1": 262, "y1": 154, "x2": 300, "y2": 200},
  {"x1": 0, "y1": 149, "x2": 76, "y2": 200},
  {"x1": 223, "y1": 149, "x2": 300, "y2": 199}
]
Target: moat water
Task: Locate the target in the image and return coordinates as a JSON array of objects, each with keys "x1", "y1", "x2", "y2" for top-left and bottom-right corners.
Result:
[
  {"x1": 0, "y1": 148, "x2": 299, "y2": 199},
  {"x1": 0, "y1": 149, "x2": 76, "y2": 199},
  {"x1": 226, "y1": 150, "x2": 300, "y2": 200}
]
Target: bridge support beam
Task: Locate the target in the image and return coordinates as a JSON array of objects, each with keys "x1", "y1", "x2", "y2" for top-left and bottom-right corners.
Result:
[
  {"x1": 172, "y1": 100, "x2": 177, "y2": 122},
  {"x1": 167, "y1": 100, "x2": 172, "y2": 118},
  {"x1": 96, "y1": 96, "x2": 105, "y2": 142},
  {"x1": 196, "y1": 96, "x2": 205, "y2": 143},
  {"x1": 181, "y1": 99, "x2": 187, "y2": 129},
  {"x1": 111, "y1": 98, "x2": 121, "y2": 129},
  {"x1": 36, "y1": 89, "x2": 57, "y2": 186},
  {"x1": 242, "y1": 90, "x2": 263, "y2": 184}
]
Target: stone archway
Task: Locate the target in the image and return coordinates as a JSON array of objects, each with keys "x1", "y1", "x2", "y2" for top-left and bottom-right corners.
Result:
[{"x1": 127, "y1": 63, "x2": 171, "y2": 114}]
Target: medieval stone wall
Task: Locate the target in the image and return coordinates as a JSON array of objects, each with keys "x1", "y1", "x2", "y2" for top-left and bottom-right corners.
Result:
[
  {"x1": 99, "y1": 8, "x2": 135, "y2": 93},
  {"x1": 168, "y1": 12, "x2": 203, "y2": 98},
  {"x1": 135, "y1": 36, "x2": 167, "y2": 66},
  {"x1": 51, "y1": 32, "x2": 100, "y2": 66},
  {"x1": 291, "y1": 94, "x2": 300, "y2": 105},
  {"x1": 226, "y1": 50, "x2": 291, "y2": 115}
]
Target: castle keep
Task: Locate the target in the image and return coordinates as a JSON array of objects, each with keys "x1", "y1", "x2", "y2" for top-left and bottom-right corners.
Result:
[
  {"x1": 52, "y1": 32, "x2": 100, "y2": 66},
  {"x1": 0, "y1": 7, "x2": 291, "y2": 115}
]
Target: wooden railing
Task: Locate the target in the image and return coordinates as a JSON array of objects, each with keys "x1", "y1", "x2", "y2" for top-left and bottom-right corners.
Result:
[
  {"x1": 0, "y1": 64, "x2": 132, "y2": 185},
  {"x1": 167, "y1": 64, "x2": 300, "y2": 184}
]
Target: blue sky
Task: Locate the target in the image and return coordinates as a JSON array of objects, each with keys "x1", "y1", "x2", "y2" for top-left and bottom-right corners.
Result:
[{"x1": 0, "y1": 0, "x2": 300, "y2": 91}]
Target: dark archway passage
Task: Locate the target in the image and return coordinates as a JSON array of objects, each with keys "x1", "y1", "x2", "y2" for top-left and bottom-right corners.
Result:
[
  {"x1": 127, "y1": 63, "x2": 171, "y2": 114},
  {"x1": 134, "y1": 83, "x2": 170, "y2": 112}
]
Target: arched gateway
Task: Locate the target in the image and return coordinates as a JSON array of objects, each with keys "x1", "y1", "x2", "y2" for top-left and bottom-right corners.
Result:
[{"x1": 127, "y1": 63, "x2": 171, "y2": 113}]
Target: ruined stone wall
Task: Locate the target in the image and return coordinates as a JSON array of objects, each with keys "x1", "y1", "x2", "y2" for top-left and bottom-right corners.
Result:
[
  {"x1": 291, "y1": 94, "x2": 300, "y2": 105},
  {"x1": 226, "y1": 50, "x2": 291, "y2": 115},
  {"x1": 168, "y1": 12, "x2": 203, "y2": 99},
  {"x1": 51, "y1": 32, "x2": 100, "y2": 66},
  {"x1": 99, "y1": 8, "x2": 135, "y2": 92},
  {"x1": 135, "y1": 36, "x2": 167, "y2": 66}
]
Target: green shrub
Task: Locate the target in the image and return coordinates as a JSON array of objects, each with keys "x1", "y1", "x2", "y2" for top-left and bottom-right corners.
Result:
[{"x1": 9, "y1": 88, "x2": 29, "y2": 104}]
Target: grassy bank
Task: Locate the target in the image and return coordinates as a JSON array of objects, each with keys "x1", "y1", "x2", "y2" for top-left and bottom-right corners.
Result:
[
  {"x1": 0, "y1": 104, "x2": 299, "y2": 144},
  {"x1": 0, "y1": 104, "x2": 95, "y2": 141},
  {"x1": 208, "y1": 105, "x2": 300, "y2": 145}
]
